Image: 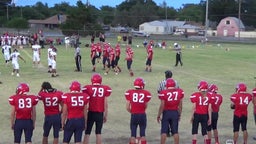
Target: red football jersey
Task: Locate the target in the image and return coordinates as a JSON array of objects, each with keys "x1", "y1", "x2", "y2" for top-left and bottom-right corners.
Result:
[
  {"x1": 9, "y1": 94, "x2": 39, "y2": 119},
  {"x1": 115, "y1": 46, "x2": 121, "y2": 57},
  {"x1": 109, "y1": 48, "x2": 115, "y2": 61},
  {"x1": 82, "y1": 85, "x2": 112, "y2": 112},
  {"x1": 62, "y1": 92, "x2": 89, "y2": 119},
  {"x1": 90, "y1": 45, "x2": 96, "y2": 58},
  {"x1": 190, "y1": 92, "x2": 213, "y2": 114},
  {"x1": 147, "y1": 48, "x2": 153, "y2": 60},
  {"x1": 230, "y1": 92, "x2": 252, "y2": 117},
  {"x1": 158, "y1": 88, "x2": 184, "y2": 110},
  {"x1": 103, "y1": 46, "x2": 110, "y2": 57},
  {"x1": 38, "y1": 90, "x2": 63, "y2": 115},
  {"x1": 209, "y1": 92, "x2": 223, "y2": 112},
  {"x1": 252, "y1": 88, "x2": 256, "y2": 113},
  {"x1": 125, "y1": 48, "x2": 133, "y2": 60},
  {"x1": 125, "y1": 89, "x2": 152, "y2": 114}
]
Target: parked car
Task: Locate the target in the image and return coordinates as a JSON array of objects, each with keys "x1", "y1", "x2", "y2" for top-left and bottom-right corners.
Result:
[
  {"x1": 173, "y1": 31, "x2": 184, "y2": 35},
  {"x1": 198, "y1": 30, "x2": 205, "y2": 36},
  {"x1": 102, "y1": 25, "x2": 110, "y2": 31},
  {"x1": 132, "y1": 31, "x2": 150, "y2": 37},
  {"x1": 120, "y1": 28, "x2": 129, "y2": 33}
]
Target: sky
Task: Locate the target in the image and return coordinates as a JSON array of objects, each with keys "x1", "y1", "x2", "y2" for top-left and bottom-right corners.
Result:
[{"x1": 14, "y1": 0, "x2": 202, "y2": 9}]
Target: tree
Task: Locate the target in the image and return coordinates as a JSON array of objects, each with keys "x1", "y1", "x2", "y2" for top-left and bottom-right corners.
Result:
[
  {"x1": 61, "y1": 1, "x2": 100, "y2": 36},
  {"x1": 114, "y1": 0, "x2": 159, "y2": 28},
  {"x1": 99, "y1": 6, "x2": 115, "y2": 25},
  {"x1": 6, "y1": 17, "x2": 28, "y2": 28},
  {"x1": 177, "y1": 4, "x2": 204, "y2": 22}
]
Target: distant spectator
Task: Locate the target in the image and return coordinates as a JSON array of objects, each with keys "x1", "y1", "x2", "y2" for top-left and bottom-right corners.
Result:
[
  {"x1": 99, "y1": 33, "x2": 105, "y2": 42},
  {"x1": 123, "y1": 34, "x2": 127, "y2": 43},
  {"x1": 39, "y1": 34, "x2": 45, "y2": 48},
  {"x1": 64, "y1": 36, "x2": 70, "y2": 49},
  {"x1": 117, "y1": 34, "x2": 122, "y2": 43},
  {"x1": 161, "y1": 40, "x2": 166, "y2": 49},
  {"x1": 128, "y1": 34, "x2": 132, "y2": 45},
  {"x1": 143, "y1": 39, "x2": 148, "y2": 47},
  {"x1": 91, "y1": 35, "x2": 95, "y2": 43}
]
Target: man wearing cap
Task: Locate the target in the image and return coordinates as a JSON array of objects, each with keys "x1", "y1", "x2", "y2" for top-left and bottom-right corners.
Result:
[{"x1": 173, "y1": 43, "x2": 183, "y2": 67}]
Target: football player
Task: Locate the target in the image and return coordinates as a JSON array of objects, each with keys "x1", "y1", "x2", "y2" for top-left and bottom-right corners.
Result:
[
  {"x1": 49, "y1": 47, "x2": 58, "y2": 77},
  {"x1": 10, "y1": 49, "x2": 26, "y2": 77},
  {"x1": 157, "y1": 78, "x2": 184, "y2": 144},
  {"x1": 9, "y1": 83, "x2": 39, "y2": 144},
  {"x1": 252, "y1": 87, "x2": 256, "y2": 140},
  {"x1": 82, "y1": 73, "x2": 112, "y2": 144},
  {"x1": 38, "y1": 82, "x2": 64, "y2": 144},
  {"x1": 61, "y1": 81, "x2": 89, "y2": 144},
  {"x1": 104, "y1": 47, "x2": 115, "y2": 75},
  {"x1": 47, "y1": 45, "x2": 53, "y2": 73},
  {"x1": 145, "y1": 43, "x2": 153, "y2": 72},
  {"x1": 230, "y1": 83, "x2": 252, "y2": 144},
  {"x1": 102, "y1": 43, "x2": 110, "y2": 70},
  {"x1": 125, "y1": 45, "x2": 134, "y2": 76},
  {"x1": 190, "y1": 80, "x2": 212, "y2": 144},
  {"x1": 125, "y1": 77, "x2": 152, "y2": 144},
  {"x1": 1, "y1": 43, "x2": 11, "y2": 65},
  {"x1": 207, "y1": 84, "x2": 223, "y2": 144},
  {"x1": 31, "y1": 41, "x2": 41, "y2": 67},
  {"x1": 90, "y1": 43, "x2": 97, "y2": 72},
  {"x1": 114, "y1": 43, "x2": 122, "y2": 74}
]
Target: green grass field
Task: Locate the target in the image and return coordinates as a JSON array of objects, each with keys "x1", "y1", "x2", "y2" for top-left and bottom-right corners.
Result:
[{"x1": 1, "y1": 37, "x2": 256, "y2": 144}]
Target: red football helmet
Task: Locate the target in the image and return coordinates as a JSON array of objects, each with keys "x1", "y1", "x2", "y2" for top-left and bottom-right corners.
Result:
[
  {"x1": 197, "y1": 80, "x2": 208, "y2": 91},
  {"x1": 69, "y1": 81, "x2": 81, "y2": 91},
  {"x1": 16, "y1": 83, "x2": 29, "y2": 94},
  {"x1": 134, "y1": 77, "x2": 145, "y2": 89},
  {"x1": 208, "y1": 84, "x2": 218, "y2": 93},
  {"x1": 91, "y1": 73, "x2": 102, "y2": 85},
  {"x1": 236, "y1": 83, "x2": 247, "y2": 93},
  {"x1": 166, "y1": 78, "x2": 176, "y2": 89}
]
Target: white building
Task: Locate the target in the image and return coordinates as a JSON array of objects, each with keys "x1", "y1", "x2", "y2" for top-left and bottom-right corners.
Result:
[{"x1": 139, "y1": 20, "x2": 186, "y2": 35}]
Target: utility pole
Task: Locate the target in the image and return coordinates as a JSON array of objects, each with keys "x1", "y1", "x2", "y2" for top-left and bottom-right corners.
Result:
[
  {"x1": 164, "y1": 0, "x2": 168, "y2": 34},
  {"x1": 204, "y1": 0, "x2": 209, "y2": 40},
  {"x1": 238, "y1": 0, "x2": 242, "y2": 41}
]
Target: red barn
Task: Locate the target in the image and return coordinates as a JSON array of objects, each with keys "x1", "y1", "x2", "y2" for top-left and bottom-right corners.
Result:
[{"x1": 217, "y1": 17, "x2": 245, "y2": 37}]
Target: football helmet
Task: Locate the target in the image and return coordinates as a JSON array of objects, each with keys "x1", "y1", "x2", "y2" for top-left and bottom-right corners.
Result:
[
  {"x1": 208, "y1": 84, "x2": 218, "y2": 93},
  {"x1": 91, "y1": 73, "x2": 102, "y2": 85},
  {"x1": 134, "y1": 77, "x2": 145, "y2": 89},
  {"x1": 166, "y1": 78, "x2": 176, "y2": 89},
  {"x1": 69, "y1": 81, "x2": 81, "y2": 91},
  {"x1": 197, "y1": 80, "x2": 208, "y2": 91},
  {"x1": 236, "y1": 83, "x2": 247, "y2": 93},
  {"x1": 16, "y1": 83, "x2": 29, "y2": 94}
]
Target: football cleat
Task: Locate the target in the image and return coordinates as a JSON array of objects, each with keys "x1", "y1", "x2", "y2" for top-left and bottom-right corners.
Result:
[{"x1": 130, "y1": 72, "x2": 134, "y2": 77}]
